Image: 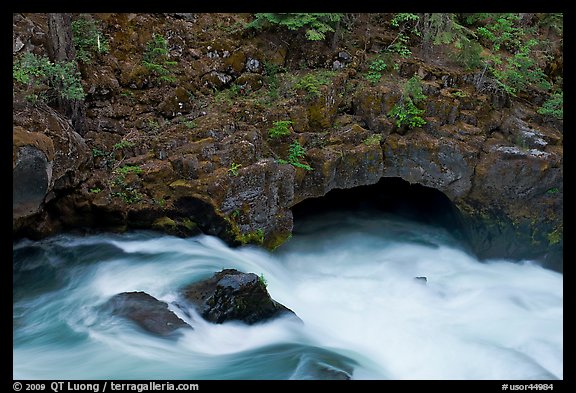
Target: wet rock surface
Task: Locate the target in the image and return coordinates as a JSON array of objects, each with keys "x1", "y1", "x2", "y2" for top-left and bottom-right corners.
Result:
[
  {"x1": 105, "y1": 291, "x2": 191, "y2": 336},
  {"x1": 181, "y1": 269, "x2": 297, "y2": 324}
]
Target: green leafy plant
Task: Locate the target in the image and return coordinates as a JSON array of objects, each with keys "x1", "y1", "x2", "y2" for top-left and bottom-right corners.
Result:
[
  {"x1": 143, "y1": 33, "x2": 177, "y2": 83},
  {"x1": 92, "y1": 148, "x2": 109, "y2": 158},
  {"x1": 13, "y1": 52, "x2": 85, "y2": 101},
  {"x1": 476, "y1": 13, "x2": 523, "y2": 52},
  {"x1": 388, "y1": 75, "x2": 427, "y2": 128},
  {"x1": 247, "y1": 13, "x2": 343, "y2": 41},
  {"x1": 72, "y1": 14, "x2": 109, "y2": 63},
  {"x1": 111, "y1": 189, "x2": 142, "y2": 204},
  {"x1": 538, "y1": 91, "x2": 563, "y2": 119},
  {"x1": 391, "y1": 13, "x2": 420, "y2": 29},
  {"x1": 258, "y1": 273, "x2": 268, "y2": 288},
  {"x1": 404, "y1": 75, "x2": 427, "y2": 104},
  {"x1": 452, "y1": 38, "x2": 484, "y2": 70},
  {"x1": 238, "y1": 228, "x2": 265, "y2": 245},
  {"x1": 262, "y1": 61, "x2": 285, "y2": 103},
  {"x1": 111, "y1": 166, "x2": 143, "y2": 204},
  {"x1": 386, "y1": 13, "x2": 420, "y2": 58},
  {"x1": 115, "y1": 165, "x2": 143, "y2": 176},
  {"x1": 268, "y1": 120, "x2": 292, "y2": 138},
  {"x1": 229, "y1": 163, "x2": 241, "y2": 176},
  {"x1": 450, "y1": 90, "x2": 468, "y2": 98},
  {"x1": 146, "y1": 118, "x2": 160, "y2": 132},
  {"x1": 491, "y1": 39, "x2": 552, "y2": 96},
  {"x1": 89, "y1": 187, "x2": 102, "y2": 194},
  {"x1": 364, "y1": 134, "x2": 383, "y2": 146},
  {"x1": 279, "y1": 141, "x2": 313, "y2": 171},
  {"x1": 294, "y1": 70, "x2": 336, "y2": 100},
  {"x1": 386, "y1": 33, "x2": 412, "y2": 57},
  {"x1": 365, "y1": 58, "x2": 387, "y2": 84},
  {"x1": 388, "y1": 99, "x2": 426, "y2": 128},
  {"x1": 113, "y1": 141, "x2": 135, "y2": 150},
  {"x1": 180, "y1": 119, "x2": 197, "y2": 129}
]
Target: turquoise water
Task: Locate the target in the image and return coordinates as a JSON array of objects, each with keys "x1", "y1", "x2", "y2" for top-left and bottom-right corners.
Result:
[{"x1": 13, "y1": 210, "x2": 563, "y2": 379}]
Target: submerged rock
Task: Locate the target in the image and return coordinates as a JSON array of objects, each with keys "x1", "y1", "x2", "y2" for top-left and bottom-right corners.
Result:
[
  {"x1": 105, "y1": 291, "x2": 191, "y2": 337},
  {"x1": 181, "y1": 269, "x2": 298, "y2": 324}
]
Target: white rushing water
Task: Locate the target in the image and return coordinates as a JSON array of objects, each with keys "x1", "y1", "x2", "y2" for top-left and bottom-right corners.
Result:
[{"x1": 13, "y1": 210, "x2": 563, "y2": 380}]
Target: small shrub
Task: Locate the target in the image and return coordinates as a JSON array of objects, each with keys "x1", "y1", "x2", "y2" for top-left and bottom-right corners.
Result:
[
  {"x1": 259, "y1": 273, "x2": 268, "y2": 288},
  {"x1": 268, "y1": 120, "x2": 292, "y2": 138},
  {"x1": 294, "y1": 70, "x2": 336, "y2": 100},
  {"x1": 113, "y1": 141, "x2": 135, "y2": 150},
  {"x1": 404, "y1": 75, "x2": 427, "y2": 104},
  {"x1": 476, "y1": 13, "x2": 523, "y2": 52},
  {"x1": 364, "y1": 134, "x2": 383, "y2": 146},
  {"x1": 386, "y1": 33, "x2": 412, "y2": 57},
  {"x1": 115, "y1": 165, "x2": 143, "y2": 176},
  {"x1": 246, "y1": 13, "x2": 343, "y2": 41},
  {"x1": 279, "y1": 141, "x2": 313, "y2": 171},
  {"x1": 365, "y1": 58, "x2": 387, "y2": 84},
  {"x1": 13, "y1": 52, "x2": 85, "y2": 101},
  {"x1": 538, "y1": 91, "x2": 563, "y2": 120},
  {"x1": 92, "y1": 148, "x2": 109, "y2": 158},
  {"x1": 111, "y1": 189, "x2": 142, "y2": 204},
  {"x1": 388, "y1": 98, "x2": 426, "y2": 128},
  {"x1": 388, "y1": 75, "x2": 427, "y2": 129},
  {"x1": 181, "y1": 119, "x2": 197, "y2": 129},
  {"x1": 295, "y1": 74, "x2": 321, "y2": 98},
  {"x1": 72, "y1": 14, "x2": 109, "y2": 63},
  {"x1": 143, "y1": 33, "x2": 177, "y2": 83},
  {"x1": 452, "y1": 38, "x2": 484, "y2": 70}
]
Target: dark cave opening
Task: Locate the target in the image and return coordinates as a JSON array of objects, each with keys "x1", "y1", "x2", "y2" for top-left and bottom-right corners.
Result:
[{"x1": 291, "y1": 177, "x2": 470, "y2": 248}]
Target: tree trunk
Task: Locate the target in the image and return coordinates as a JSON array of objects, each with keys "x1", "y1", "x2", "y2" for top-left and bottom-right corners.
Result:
[
  {"x1": 47, "y1": 13, "x2": 75, "y2": 61},
  {"x1": 331, "y1": 19, "x2": 341, "y2": 51},
  {"x1": 47, "y1": 13, "x2": 86, "y2": 135}
]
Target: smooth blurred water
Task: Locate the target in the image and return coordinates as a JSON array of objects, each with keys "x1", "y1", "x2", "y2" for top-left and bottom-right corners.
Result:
[{"x1": 13, "y1": 210, "x2": 563, "y2": 380}]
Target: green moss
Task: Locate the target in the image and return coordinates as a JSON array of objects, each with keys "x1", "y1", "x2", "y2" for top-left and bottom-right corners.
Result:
[
  {"x1": 547, "y1": 227, "x2": 562, "y2": 245},
  {"x1": 364, "y1": 134, "x2": 383, "y2": 146},
  {"x1": 181, "y1": 217, "x2": 197, "y2": 231},
  {"x1": 169, "y1": 179, "x2": 193, "y2": 189},
  {"x1": 237, "y1": 228, "x2": 265, "y2": 245},
  {"x1": 152, "y1": 216, "x2": 177, "y2": 229},
  {"x1": 265, "y1": 229, "x2": 293, "y2": 250}
]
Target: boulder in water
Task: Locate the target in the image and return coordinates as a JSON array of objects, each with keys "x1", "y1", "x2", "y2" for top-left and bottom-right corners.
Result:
[
  {"x1": 414, "y1": 276, "x2": 427, "y2": 284},
  {"x1": 181, "y1": 269, "x2": 298, "y2": 324},
  {"x1": 105, "y1": 291, "x2": 191, "y2": 337}
]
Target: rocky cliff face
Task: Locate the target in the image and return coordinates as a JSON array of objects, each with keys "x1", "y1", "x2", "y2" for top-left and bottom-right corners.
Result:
[{"x1": 13, "y1": 13, "x2": 563, "y2": 271}]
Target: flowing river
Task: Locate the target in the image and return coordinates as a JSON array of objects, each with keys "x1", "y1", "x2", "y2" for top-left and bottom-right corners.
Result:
[{"x1": 13, "y1": 209, "x2": 563, "y2": 380}]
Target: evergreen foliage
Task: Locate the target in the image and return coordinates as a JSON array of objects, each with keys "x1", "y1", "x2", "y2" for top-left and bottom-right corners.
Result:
[
  {"x1": 143, "y1": 33, "x2": 177, "y2": 83},
  {"x1": 268, "y1": 120, "x2": 293, "y2": 138},
  {"x1": 247, "y1": 13, "x2": 343, "y2": 41},
  {"x1": 72, "y1": 14, "x2": 109, "y2": 63},
  {"x1": 538, "y1": 92, "x2": 563, "y2": 119}
]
